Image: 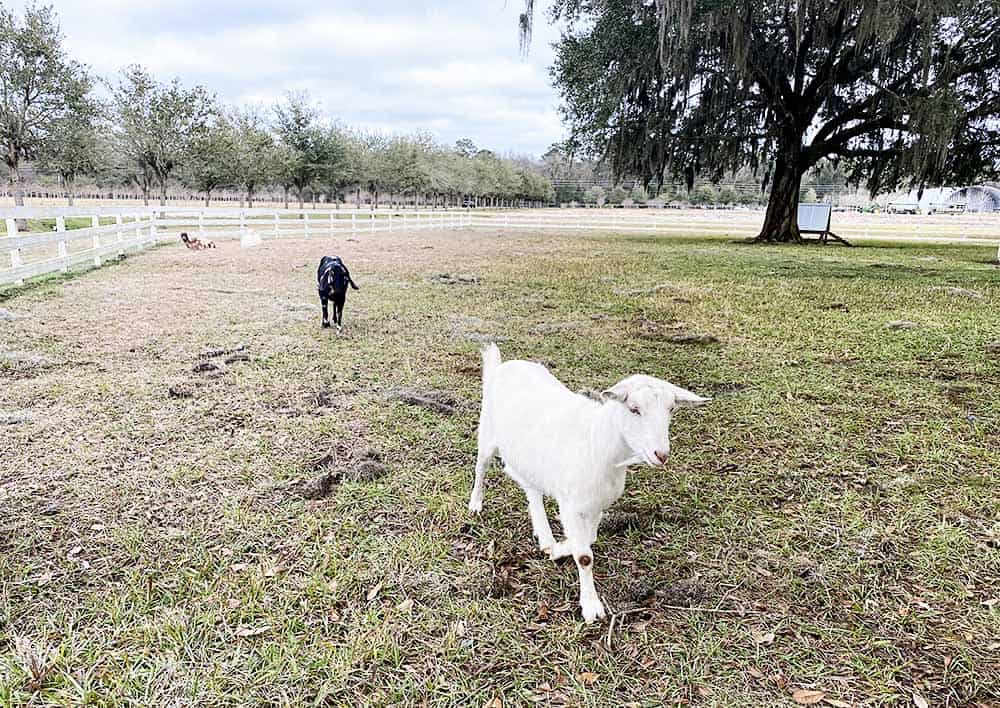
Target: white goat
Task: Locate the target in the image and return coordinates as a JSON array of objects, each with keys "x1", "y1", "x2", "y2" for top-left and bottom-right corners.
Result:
[{"x1": 469, "y1": 344, "x2": 709, "y2": 622}]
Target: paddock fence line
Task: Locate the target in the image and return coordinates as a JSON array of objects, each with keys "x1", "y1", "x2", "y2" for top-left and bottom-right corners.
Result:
[
  {"x1": 466, "y1": 209, "x2": 1000, "y2": 247},
  {"x1": 3, "y1": 206, "x2": 1000, "y2": 288},
  {"x1": 0, "y1": 207, "x2": 472, "y2": 287}
]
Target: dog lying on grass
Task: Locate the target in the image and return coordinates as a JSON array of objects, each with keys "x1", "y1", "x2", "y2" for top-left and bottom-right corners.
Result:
[
  {"x1": 317, "y1": 255, "x2": 359, "y2": 330},
  {"x1": 180, "y1": 232, "x2": 215, "y2": 250}
]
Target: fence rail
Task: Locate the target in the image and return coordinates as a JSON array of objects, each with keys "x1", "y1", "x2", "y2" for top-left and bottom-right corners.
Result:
[{"x1": 2, "y1": 206, "x2": 999, "y2": 288}]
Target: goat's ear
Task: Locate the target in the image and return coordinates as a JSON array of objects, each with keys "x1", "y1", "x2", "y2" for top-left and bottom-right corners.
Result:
[
  {"x1": 665, "y1": 383, "x2": 710, "y2": 408},
  {"x1": 601, "y1": 382, "x2": 630, "y2": 404}
]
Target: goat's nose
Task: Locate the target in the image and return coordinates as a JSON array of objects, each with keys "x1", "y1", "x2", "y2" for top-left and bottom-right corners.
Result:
[{"x1": 655, "y1": 450, "x2": 669, "y2": 465}]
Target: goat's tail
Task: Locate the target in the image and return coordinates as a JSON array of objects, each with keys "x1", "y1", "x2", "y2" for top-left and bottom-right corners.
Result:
[{"x1": 481, "y1": 343, "x2": 502, "y2": 393}]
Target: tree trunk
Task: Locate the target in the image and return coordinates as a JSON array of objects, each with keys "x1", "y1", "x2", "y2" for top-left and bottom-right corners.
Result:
[
  {"x1": 10, "y1": 163, "x2": 25, "y2": 207},
  {"x1": 283, "y1": 187, "x2": 290, "y2": 210},
  {"x1": 756, "y1": 137, "x2": 806, "y2": 243},
  {"x1": 247, "y1": 188, "x2": 255, "y2": 208},
  {"x1": 205, "y1": 191, "x2": 211, "y2": 207},
  {"x1": 142, "y1": 186, "x2": 150, "y2": 206},
  {"x1": 159, "y1": 179, "x2": 168, "y2": 206}
]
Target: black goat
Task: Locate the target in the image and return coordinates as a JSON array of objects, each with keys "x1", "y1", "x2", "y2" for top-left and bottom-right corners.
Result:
[{"x1": 317, "y1": 256, "x2": 359, "y2": 330}]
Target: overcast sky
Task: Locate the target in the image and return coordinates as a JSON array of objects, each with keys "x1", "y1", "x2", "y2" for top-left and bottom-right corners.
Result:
[{"x1": 51, "y1": 0, "x2": 566, "y2": 158}]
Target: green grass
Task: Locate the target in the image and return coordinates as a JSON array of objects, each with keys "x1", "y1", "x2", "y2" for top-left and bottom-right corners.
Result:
[
  {"x1": 23, "y1": 217, "x2": 117, "y2": 232},
  {"x1": 0, "y1": 231, "x2": 997, "y2": 706}
]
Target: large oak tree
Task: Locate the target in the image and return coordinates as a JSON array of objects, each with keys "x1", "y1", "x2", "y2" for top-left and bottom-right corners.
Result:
[{"x1": 523, "y1": 0, "x2": 1000, "y2": 241}]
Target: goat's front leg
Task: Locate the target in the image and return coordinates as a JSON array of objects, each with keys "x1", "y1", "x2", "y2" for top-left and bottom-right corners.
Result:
[{"x1": 560, "y1": 507, "x2": 605, "y2": 623}]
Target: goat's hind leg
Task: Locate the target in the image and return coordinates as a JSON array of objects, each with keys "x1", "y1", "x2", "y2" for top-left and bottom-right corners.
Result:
[
  {"x1": 522, "y1": 485, "x2": 556, "y2": 554},
  {"x1": 468, "y1": 431, "x2": 495, "y2": 514}
]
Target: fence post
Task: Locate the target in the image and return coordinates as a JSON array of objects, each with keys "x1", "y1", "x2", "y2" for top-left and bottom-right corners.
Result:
[
  {"x1": 388, "y1": 212, "x2": 393, "y2": 232},
  {"x1": 370, "y1": 211, "x2": 375, "y2": 235},
  {"x1": 56, "y1": 216, "x2": 68, "y2": 272},
  {"x1": 352, "y1": 213, "x2": 357, "y2": 234},
  {"x1": 91, "y1": 215, "x2": 102, "y2": 267},
  {"x1": 135, "y1": 215, "x2": 144, "y2": 250},
  {"x1": 115, "y1": 214, "x2": 124, "y2": 257},
  {"x1": 198, "y1": 210, "x2": 206, "y2": 238},
  {"x1": 148, "y1": 213, "x2": 156, "y2": 245},
  {"x1": 6, "y1": 218, "x2": 23, "y2": 286},
  {"x1": 239, "y1": 209, "x2": 246, "y2": 237},
  {"x1": 329, "y1": 211, "x2": 335, "y2": 237},
  {"x1": 273, "y1": 211, "x2": 280, "y2": 239},
  {"x1": 304, "y1": 211, "x2": 311, "y2": 238}
]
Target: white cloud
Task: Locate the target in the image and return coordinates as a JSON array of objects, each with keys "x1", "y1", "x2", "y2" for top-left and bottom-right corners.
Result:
[{"x1": 51, "y1": 0, "x2": 565, "y2": 155}]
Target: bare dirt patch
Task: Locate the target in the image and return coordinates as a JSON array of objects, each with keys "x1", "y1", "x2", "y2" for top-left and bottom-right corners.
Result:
[
  {"x1": 286, "y1": 449, "x2": 390, "y2": 499},
  {"x1": 388, "y1": 387, "x2": 467, "y2": 416}
]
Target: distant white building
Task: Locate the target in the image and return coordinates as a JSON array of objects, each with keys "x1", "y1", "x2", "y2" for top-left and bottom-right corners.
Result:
[
  {"x1": 944, "y1": 185, "x2": 1000, "y2": 212},
  {"x1": 888, "y1": 187, "x2": 955, "y2": 212},
  {"x1": 885, "y1": 185, "x2": 1000, "y2": 213}
]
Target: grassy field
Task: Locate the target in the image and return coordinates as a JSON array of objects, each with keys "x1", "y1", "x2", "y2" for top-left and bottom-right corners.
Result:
[{"x1": 1, "y1": 229, "x2": 998, "y2": 706}]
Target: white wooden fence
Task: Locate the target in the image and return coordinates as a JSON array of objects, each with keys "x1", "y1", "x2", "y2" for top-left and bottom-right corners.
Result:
[
  {"x1": 2, "y1": 205, "x2": 999, "y2": 288},
  {"x1": 465, "y1": 208, "x2": 1000, "y2": 246},
  {"x1": 0, "y1": 207, "x2": 472, "y2": 287}
]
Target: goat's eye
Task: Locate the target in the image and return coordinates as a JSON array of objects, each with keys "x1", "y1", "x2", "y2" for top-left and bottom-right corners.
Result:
[{"x1": 629, "y1": 406, "x2": 641, "y2": 416}]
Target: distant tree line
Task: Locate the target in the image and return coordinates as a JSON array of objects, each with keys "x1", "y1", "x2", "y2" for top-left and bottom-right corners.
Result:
[
  {"x1": 541, "y1": 141, "x2": 860, "y2": 207},
  {"x1": 0, "y1": 4, "x2": 555, "y2": 209}
]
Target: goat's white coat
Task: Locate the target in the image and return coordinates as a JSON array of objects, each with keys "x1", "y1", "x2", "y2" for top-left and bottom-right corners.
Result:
[{"x1": 470, "y1": 344, "x2": 708, "y2": 622}]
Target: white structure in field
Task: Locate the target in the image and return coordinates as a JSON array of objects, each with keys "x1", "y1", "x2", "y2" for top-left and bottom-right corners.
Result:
[
  {"x1": 887, "y1": 185, "x2": 1000, "y2": 213},
  {"x1": 944, "y1": 185, "x2": 1000, "y2": 212}
]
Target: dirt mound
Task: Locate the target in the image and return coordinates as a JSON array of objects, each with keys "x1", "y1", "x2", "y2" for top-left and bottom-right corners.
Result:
[
  {"x1": 287, "y1": 449, "x2": 389, "y2": 499},
  {"x1": 198, "y1": 344, "x2": 248, "y2": 359},
  {"x1": 656, "y1": 578, "x2": 708, "y2": 607},
  {"x1": 168, "y1": 383, "x2": 196, "y2": 399},
  {"x1": 429, "y1": 273, "x2": 478, "y2": 285},
  {"x1": 667, "y1": 333, "x2": 720, "y2": 345},
  {"x1": 192, "y1": 361, "x2": 221, "y2": 375},
  {"x1": 389, "y1": 388, "x2": 466, "y2": 416}
]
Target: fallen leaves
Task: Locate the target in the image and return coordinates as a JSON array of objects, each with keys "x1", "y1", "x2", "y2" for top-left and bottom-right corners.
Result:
[
  {"x1": 751, "y1": 628, "x2": 776, "y2": 645},
  {"x1": 791, "y1": 689, "x2": 825, "y2": 705},
  {"x1": 577, "y1": 672, "x2": 599, "y2": 686},
  {"x1": 366, "y1": 583, "x2": 383, "y2": 602},
  {"x1": 234, "y1": 625, "x2": 269, "y2": 638},
  {"x1": 912, "y1": 693, "x2": 929, "y2": 708}
]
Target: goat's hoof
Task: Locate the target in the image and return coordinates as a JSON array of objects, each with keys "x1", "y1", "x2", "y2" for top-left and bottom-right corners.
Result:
[
  {"x1": 468, "y1": 499, "x2": 483, "y2": 514},
  {"x1": 322, "y1": 321, "x2": 330, "y2": 329},
  {"x1": 581, "y1": 600, "x2": 606, "y2": 624}
]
